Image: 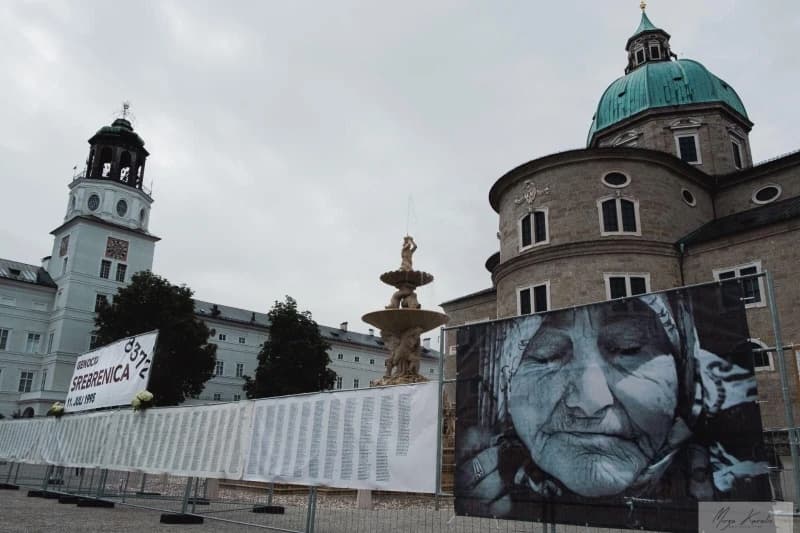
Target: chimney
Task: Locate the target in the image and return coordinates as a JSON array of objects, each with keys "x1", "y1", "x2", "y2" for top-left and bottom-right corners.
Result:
[
  {"x1": 423, "y1": 337, "x2": 430, "y2": 349},
  {"x1": 368, "y1": 328, "x2": 374, "y2": 336},
  {"x1": 340, "y1": 321, "x2": 348, "y2": 332}
]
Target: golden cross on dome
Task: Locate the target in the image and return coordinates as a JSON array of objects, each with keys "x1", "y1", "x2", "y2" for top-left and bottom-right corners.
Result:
[{"x1": 640, "y1": 0, "x2": 647, "y2": 11}]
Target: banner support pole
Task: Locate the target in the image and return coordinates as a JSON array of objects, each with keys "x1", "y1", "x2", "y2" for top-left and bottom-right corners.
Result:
[
  {"x1": 434, "y1": 326, "x2": 446, "y2": 511},
  {"x1": 5, "y1": 461, "x2": 13, "y2": 483},
  {"x1": 765, "y1": 270, "x2": 800, "y2": 510},
  {"x1": 180, "y1": 477, "x2": 193, "y2": 515}
]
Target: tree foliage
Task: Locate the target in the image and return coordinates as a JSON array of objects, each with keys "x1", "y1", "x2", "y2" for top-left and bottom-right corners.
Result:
[
  {"x1": 94, "y1": 271, "x2": 216, "y2": 406},
  {"x1": 245, "y1": 296, "x2": 336, "y2": 398}
]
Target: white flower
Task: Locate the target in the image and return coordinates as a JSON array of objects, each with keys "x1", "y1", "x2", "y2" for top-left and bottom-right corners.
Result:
[
  {"x1": 132, "y1": 390, "x2": 154, "y2": 410},
  {"x1": 135, "y1": 390, "x2": 154, "y2": 403},
  {"x1": 47, "y1": 402, "x2": 65, "y2": 417}
]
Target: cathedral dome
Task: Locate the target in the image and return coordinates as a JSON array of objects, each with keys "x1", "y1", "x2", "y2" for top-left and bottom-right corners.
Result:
[{"x1": 587, "y1": 58, "x2": 748, "y2": 146}]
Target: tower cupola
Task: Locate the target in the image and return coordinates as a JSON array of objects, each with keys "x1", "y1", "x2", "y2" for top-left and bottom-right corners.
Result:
[
  {"x1": 85, "y1": 103, "x2": 149, "y2": 191},
  {"x1": 625, "y1": 2, "x2": 674, "y2": 74}
]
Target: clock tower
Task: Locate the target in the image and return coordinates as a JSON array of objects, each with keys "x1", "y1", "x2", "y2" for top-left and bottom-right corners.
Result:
[{"x1": 41, "y1": 110, "x2": 160, "y2": 396}]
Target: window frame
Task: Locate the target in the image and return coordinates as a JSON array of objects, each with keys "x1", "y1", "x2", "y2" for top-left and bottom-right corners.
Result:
[
  {"x1": 516, "y1": 281, "x2": 551, "y2": 316},
  {"x1": 336, "y1": 376, "x2": 343, "y2": 389},
  {"x1": 354, "y1": 355, "x2": 360, "y2": 363},
  {"x1": 0, "y1": 328, "x2": 9, "y2": 351},
  {"x1": 600, "y1": 170, "x2": 631, "y2": 189},
  {"x1": 674, "y1": 132, "x2": 702, "y2": 164},
  {"x1": 634, "y1": 46, "x2": 645, "y2": 65},
  {"x1": 238, "y1": 336, "x2": 246, "y2": 345},
  {"x1": 748, "y1": 338, "x2": 774, "y2": 372},
  {"x1": 235, "y1": 362, "x2": 244, "y2": 378},
  {"x1": 115, "y1": 263, "x2": 127, "y2": 282},
  {"x1": 596, "y1": 196, "x2": 641, "y2": 236},
  {"x1": 25, "y1": 333, "x2": 42, "y2": 354},
  {"x1": 18, "y1": 370, "x2": 34, "y2": 393},
  {"x1": 353, "y1": 378, "x2": 360, "y2": 389},
  {"x1": 649, "y1": 43, "x2": 661, "y2": 60},
  {"x1": 752, "y1": 184, "x2": 782, "y2": 205},
  {"x1": 603, "y1": 272, "x2": 651, "y2": 300},
  {"x1": 731, "y1": 137, "x2": 744, "y2": 169},
  {"x1": 99, "y1": 260, "x2": 111, "y2": 279},
  {"x1": 337, "y1": 353, "x2": 343, "y2": 360},
  {"x1": 94, "y1": 294, "x2": 108, "y2": 312},
  {"x1": 213, "y1": 393, "x2": 222, "y2": 401},
  {"x1": 518, "y1": 207, "x2": 550, "y2": 251},
  {"x1": 214, "y1": 360, "x2": 224, "y2": 376},
  {"x1": 218, "y1": 333, "x2": 227, "y2": 341},
  {"x1": 713, "y1": 261, "x2": 766, "y2": 309}
]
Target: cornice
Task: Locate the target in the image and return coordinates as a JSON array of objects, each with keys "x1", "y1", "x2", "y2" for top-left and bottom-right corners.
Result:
[
  {"x1": 492, "y1": 239, "x2": 679, "y2": 285},
  {"x1": 489, "y1": 147, "x2": 711, "y2": 212}
]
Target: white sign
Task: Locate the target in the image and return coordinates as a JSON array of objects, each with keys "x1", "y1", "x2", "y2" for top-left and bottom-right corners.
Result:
[
  {"x1": 242, "y1": 382, "x2": 439, "y2": 493},
  {"x1": 64, "y1": 331, "x2": 158, "y2": 413}
]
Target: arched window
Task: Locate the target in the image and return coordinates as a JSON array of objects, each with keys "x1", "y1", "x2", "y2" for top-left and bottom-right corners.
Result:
[
  {"x1": 597, "y1": 197, "x2": 640, "y2": 235},
  {"x1": 748, "y1": 339, "x2": 773, "y2": 371},
  {"x1": 100, "y1": 146, "x2": 113, "y2": 178},
  {"x1": 119, "y1": 151, "x2": 132, "y2": 183}
]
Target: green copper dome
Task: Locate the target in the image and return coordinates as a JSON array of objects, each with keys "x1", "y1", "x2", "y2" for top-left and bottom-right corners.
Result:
[{"x1": 587, "y1": 59, "x2": 748, "y2": 146}]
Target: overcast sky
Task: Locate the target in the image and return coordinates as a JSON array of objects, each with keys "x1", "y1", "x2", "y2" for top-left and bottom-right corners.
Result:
[{"x1": 1, "y1": 1, "x2": 798, "y2": 339}]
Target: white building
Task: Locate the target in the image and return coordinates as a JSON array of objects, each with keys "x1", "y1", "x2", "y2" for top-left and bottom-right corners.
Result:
[{"x1": 0, "y1": 117, "x2": 440, "y2": 417}]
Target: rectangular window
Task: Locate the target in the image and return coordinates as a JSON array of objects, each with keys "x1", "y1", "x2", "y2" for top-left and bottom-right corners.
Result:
[
  {"x1": 713, "y1": 262, "x2": 764, "y2": 307},
  {"x1": 18, "y1": 371, "x2": 33, "y2": 393},
  {"x1": 215, "y1": 360, "x2": 224, "y2": 376},
  {"x1": 337, "y1": 353, "x2": 343, "y2": 360},
  {"x1": 235, "y1": 362, "x2": 244, "y2": 378},
  {"x1": 649, "y1": 44, "x2": 661, "y2": 59},
  {"x1": 635, "y1": 48, "x2": 645, "y2": 64},
  {"x1": 0, "y1": 329, "x2": 8, "y2": 350},
  {"x1": 47, "y1": 332, "x2": 54, "y2": 353},
  {"x1": 218, "y1": 333, "x2": 226, "y2": 341},
  {"x1": 233, "y1": 394, "x2": 241, "y2": 401},
  {"x1": 213, "y1": 393, "x2": 221, "y2": 401},
  {"x1": 518, "y1": 283, "x2": 549, "y2": 315},
  {"x1": 354, "y1": 356, "x2": 360, "y2": 363},
  {"x1": 99, "y1": 260, "x2": 111, "y2": 279},
  {"x1": 95, "y1": 294, "x2": 108, "y2": 311},
  {"x1": 25, "y1": 333, "x2": 41, "y2": 353},
  {"x1": 731, "y1": 139, "x2": 743, "y2": 169},
  {"x1": 605, "y1": 273, "x2": 650, "y2": 300},
  {"x1": 599, "y1": 198, "x2": 639, "y2": 235},
  {"x1": 676, "y1": 134, "x2": 700, "y2": 164},
  {"x1": 115, "y1": 263, "x2": 127, "y2": 282},
  {"x1": 353, "y1": 378, "x2": 360, "y2": 389},
  {"x1": 369, "y1": 359, "x2": 375, "y2": 365},
  {"x1": 336, "y1": 376, "x2": 342, "y2": 389},
  {"x1": 753, "y1": 348, "x2": 772, "y2": 370},
  {"x1": 90, "y1": 335, "x2": 99, "y2": 349},
  {"x1": 62, "y1": 257, "x2": 68, "y2": 276},
  {"x1": 520, "y1": 210, "x2": 549, "y2": 249},
  {"x1": 40, "y1": 369, "x2": 47, "y2": 390},
  {"x1": 238, "y1": 337, "x2": 246, "y2": 344}
]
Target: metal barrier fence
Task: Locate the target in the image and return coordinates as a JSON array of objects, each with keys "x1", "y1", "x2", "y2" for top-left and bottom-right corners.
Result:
[{"x1": 2, "y1": 458, "x2": 797, "y2": 532}]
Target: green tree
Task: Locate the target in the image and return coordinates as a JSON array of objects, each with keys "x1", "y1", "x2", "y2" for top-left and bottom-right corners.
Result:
[
  {"x1": 94, "y1": 271, "x2": 216, "y2": 406},
  {"x1": 245, "y1": 296, "x2": 336, "y2": 398}
]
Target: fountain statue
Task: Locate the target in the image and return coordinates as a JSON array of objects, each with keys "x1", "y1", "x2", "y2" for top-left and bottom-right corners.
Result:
[{"x1": 362, "y1": 236, "x2": 448, "y2": 385}]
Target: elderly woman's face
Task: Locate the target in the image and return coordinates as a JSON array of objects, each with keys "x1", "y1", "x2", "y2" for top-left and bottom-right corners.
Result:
[{"x1": 507, "y1": 301, "x2": 678, "y2": 498}]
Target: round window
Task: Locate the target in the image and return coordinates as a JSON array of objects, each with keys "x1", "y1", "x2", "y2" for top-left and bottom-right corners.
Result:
[
  {"x1": 601, "y1": 171, "x2": 630, "y2": 188},
  {"x1": 116, "y1": 199, "x2": 128, "y2": 217},
  {"x1": 753, "y1": 184, "x2": 781, "y2": 204},
  {"x1": 681, "y1": 188, "x2": 696, "y2": 207},
  {"x1": 87, "y1": 194, "x2": 100, "y2": 211}
]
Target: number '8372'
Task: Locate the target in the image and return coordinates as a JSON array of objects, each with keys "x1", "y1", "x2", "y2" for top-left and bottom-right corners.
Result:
[{"x1": 124, "y1": 337, "x2": 151, "y2": 379}]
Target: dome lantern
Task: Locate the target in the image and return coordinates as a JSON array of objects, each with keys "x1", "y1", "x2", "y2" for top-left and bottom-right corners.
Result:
[
  {"x1": 624, "y1": 6, "x2": 674, "y2": 74},
  {"x1": 85, "y1": 102, "x2": 149, "y2": 191}
]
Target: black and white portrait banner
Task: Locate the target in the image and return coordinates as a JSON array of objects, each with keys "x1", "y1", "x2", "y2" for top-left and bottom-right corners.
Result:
[{"x1": 454, "y1": 284, "x2": 772, "y2": 532}]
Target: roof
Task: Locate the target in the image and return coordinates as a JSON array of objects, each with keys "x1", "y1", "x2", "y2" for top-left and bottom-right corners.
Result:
[
  {"x1": 0, "y1": 258, "x2": 57, "y2": 289},
  {"x1": 587, "y1": 59, "x2": 748, "y2": 145},
  {"x1": 50, "y1": 215, "x2": 161, "y2": 242},
  {"x1": 679, "y1": 196, "x2": 800, "y2": 246},
  {"x1": 629, "y1": 12, "x2": 660, "y2": 42},
  {"x1": 440, "y1": 287, "x2": 496, "y2": 307},
  {"x1": 89, "y1": 118, "x2": 148, "y2": 153},
  {"x1": 193, "y1": 299, "x2": 441, "y2": 359}
]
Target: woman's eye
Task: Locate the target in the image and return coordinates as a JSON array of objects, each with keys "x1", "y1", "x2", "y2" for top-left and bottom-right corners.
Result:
[{"x1": 607, "y1": 344, "x2": 642, "y2": 356}]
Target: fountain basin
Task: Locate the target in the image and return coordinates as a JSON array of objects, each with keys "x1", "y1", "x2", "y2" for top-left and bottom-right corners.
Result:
[
  {"x1": 379, "y1": 270, "x2": 434, "y2": 287},
  {"x1": 362, "y1": 309, "x2": 447, "y2": 336}
]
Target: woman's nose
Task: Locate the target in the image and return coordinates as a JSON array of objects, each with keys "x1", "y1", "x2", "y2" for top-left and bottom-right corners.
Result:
[{"x1": 564, "y1": 361, "x2": 614, "y2": 417}]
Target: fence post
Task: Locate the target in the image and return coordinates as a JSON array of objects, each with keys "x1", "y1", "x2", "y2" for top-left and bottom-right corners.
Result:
[
  {"x1": 180, "y1": 477, "x2": 193, "y2": 515},
  {"x1": 5, "y1": 462, "x2": 13, "y2": 483},
  {"x1": 96, "y1": 469, "x2": 108, "y2": 498},
  {"x1": 13, "y1": 463, "x2": 21, "y2": 484},
  {"x1": 304, "y1": 486, "x2": 318, "y2": 533},
  {"x1": 139, "y1": 473, "x2": 147, "y2": 494},
  {"x1": 267, "y1": 482, "x2": 274, "y2": 506},
  {"x1": 122, "y1": 471, "x2": 130, "y2": 503},
  {"x1": 41, "y1": 464, "x2": 53, "y2": 491},
  {"x1": 765, "y1": 271, "x2": 800, "y2": 510},
  {"x1": 434, "y1": 327, "x2": 446, "y2": 511}
]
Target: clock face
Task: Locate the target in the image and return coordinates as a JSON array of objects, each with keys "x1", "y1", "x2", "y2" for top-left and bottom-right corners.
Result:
[
  {"x1": 88, "y1": 194, "x2": 100, "y2": 211},
  {"x1": 105, "y1": 237, "x2": 129, "y2": 261},
  {"x1": 116, "y1": 199, "x2": 128, "y2": 217}
]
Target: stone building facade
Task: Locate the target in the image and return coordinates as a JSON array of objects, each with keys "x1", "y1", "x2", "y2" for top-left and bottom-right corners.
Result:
[
  {"x1": 0, "y1": 118, "x2": 440, "y2": 417},
  {"x1": 441, "y1": 10, "x2": 800, "y2": 433}
]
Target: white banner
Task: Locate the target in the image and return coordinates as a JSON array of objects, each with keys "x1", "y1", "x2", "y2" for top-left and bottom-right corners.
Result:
[
  {"x1": 242, "y1": 382, "x2": 439, "y2": 492},
  {"x1": 0, "y1": 382, "x2": 439, "y2": 492},
  {"x1": 64, "y1": 331, "x2": 158, "y2": 412}
]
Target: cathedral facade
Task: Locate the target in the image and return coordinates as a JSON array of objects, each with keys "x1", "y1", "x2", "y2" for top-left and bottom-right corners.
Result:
[
  {"x1": 0, "y1": 117, "x2": 439, "y2": 417},
  {"x1": 441, "y1": 10, "x2": 800, "y2": 432}
]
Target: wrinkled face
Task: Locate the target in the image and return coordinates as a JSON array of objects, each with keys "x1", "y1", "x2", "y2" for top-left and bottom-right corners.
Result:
[{"x1": 507, "y1": 301, "x2": 678, "y2": 498}]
